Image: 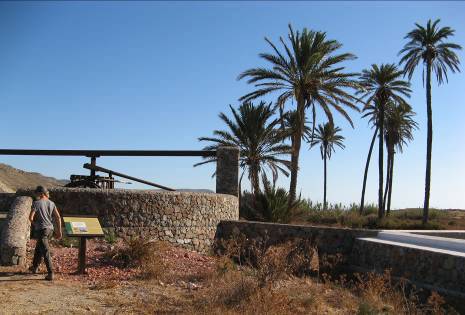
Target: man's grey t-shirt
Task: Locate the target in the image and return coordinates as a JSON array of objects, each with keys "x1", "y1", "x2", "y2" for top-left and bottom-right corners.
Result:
[{"x1": 32, "y1": 199, "x2": 56, "y2": 230}]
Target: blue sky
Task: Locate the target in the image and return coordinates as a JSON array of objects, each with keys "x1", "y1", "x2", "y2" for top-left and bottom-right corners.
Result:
[{"x1": 1, "y1": 1, "x2": 464, "y2": 209}]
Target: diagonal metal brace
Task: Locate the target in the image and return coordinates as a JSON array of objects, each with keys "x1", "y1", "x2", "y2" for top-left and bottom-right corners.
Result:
[{"x1": 83, "y1": 163, "x2": 175, "y2": 191}]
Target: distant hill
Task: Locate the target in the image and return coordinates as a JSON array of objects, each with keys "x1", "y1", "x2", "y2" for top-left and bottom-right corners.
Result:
[
  {"x1": 175, "y1": 189, "x2": 214, "y2": 193},
  {"x1": 0, "y1": 163, "x2": 215, "y2": 193},
  {"x1": 0, "y1": 163, "x2": 67, "y2": 193}
]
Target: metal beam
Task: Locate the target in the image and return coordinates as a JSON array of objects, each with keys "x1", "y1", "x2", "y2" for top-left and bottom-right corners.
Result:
[
  {"x1": 83, "y1": 163, "x2": 176, "y2": 191},
  {"x1": 0, "y1": 149, "x2": 216, "y2": 157}
]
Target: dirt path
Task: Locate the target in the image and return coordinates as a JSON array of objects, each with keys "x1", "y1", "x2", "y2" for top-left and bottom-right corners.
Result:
[
  {"x1": 0, "y1": 273, "x2": 121, "y2": 314},
  {"x1": 0, "y1": 271, "x2": 197, "y2": 315},
  {"x1": 0, "y1": 239, "x2": 211, "y2": 314}
]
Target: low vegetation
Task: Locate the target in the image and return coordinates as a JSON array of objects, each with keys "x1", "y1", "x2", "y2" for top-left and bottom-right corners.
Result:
[
  {"x1": 100, "y1": 237, "x2": 456, "y2": 314},
  {"x1": 1, "y1": 231, "x2": 460, "y2": 313},
  {"x1": 240, "y1": 187, "x2": 465, "y2": 230}
]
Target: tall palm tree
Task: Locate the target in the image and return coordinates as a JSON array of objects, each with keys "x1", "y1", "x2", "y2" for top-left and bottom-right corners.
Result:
[
  {"x1": 283, "y1": 110, "x2": 313, "y2": 143},
  {"x1": 195, "y1": 101, "x2": 291, "y2": 198},
  {"x1": 384, "y1": 103, "x2": 418, "y2": 214},
  {"x1": 238, "y1": 24, "x2": 360, "y2": 209},
  {"x1": 399, "y1": 19, "x2": 462, "y2": 224},
  {"x1": 310, "y1": 122, "x2": 345, "y2": 210},
  {"x1": 359, "y1": 99, "x2": 380, "y2": 214},
  {"x1": 358, "y1": 64, "x2": 411, "y2": 218}
]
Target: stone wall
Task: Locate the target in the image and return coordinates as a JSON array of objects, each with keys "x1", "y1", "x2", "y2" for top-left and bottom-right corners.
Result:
[
  {"x1": 18, "y1": 188, "x2": 239, "y2": 253},
  {"x1": 215, "y1": 146, "x2": 239, "y2": 197},
  {"x1": 215, "y1": 220, "x2": 378, "y2": 257},
  {"x1": 351, "y1": 238, "x2": 465, "y2": 298},
  {"x1": 216, "y1": 221, "x2": 465, "y2": 298},
  {"x1": 0, "y1": 196, "x2": 32, "y2": 266}
]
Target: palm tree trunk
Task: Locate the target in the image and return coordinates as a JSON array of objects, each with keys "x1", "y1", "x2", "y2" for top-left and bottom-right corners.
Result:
[
  {"x1": 288, "y1": 134, "x2": 301, "y2": 208},
  {"x1": 360, "y1": 127, "x2": 379, "y2": 214},
  {"x1": 387, "y1": 152, "x2": 395, "y2": 215},
  {"x1": 323, "y1": 147, "x2": 327, "y2": 211},
  {"x1": 383, "y1": 151, "x2": 391, "y2": 211},
  {"x1": 423, "y1": 60, "x2": 433, "y2": 225},
  {"x1": 251, "y1": 164, "x2": 260, "y2": 197},
  {"x1": 378, "y1": 102, "x2": 385, "y2": 218},
  {"x1": 288, "y1": 101, "x2": 305, "y2": 209},
  {"x1": 238, "y1": 172, "x2": 243, "y2": 213}
]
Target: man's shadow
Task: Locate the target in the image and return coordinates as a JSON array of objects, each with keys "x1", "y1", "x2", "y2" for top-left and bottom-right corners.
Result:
[{"x1": 0, "y1": 271, "x2": 44, "y2": 282}]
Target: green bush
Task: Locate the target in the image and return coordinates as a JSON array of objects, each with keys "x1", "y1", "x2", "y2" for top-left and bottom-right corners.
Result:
[
  {"x1": 240, "y1": 178, "x2": 303, "y2": 223},
  {"x1": 240, "y1": 184, "x2": 449, "y2": 230},
  {"x1": 103, "y1": 228, "x2": 117, "y2": 244}
]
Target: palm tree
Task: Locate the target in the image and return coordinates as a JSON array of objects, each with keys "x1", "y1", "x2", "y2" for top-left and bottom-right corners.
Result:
[
  {"x1": 359, "y1": 99, "x2": 380, "y2": 214},
  {"x1": 310, "y1": 122, "x2": 345, "y2": 210},
  {"x1": 399, "y1": 19, "x2": 462, "y2": 224},
  {"x1": 358, "y1": 64, "x2": 411, "y2": 218},
  {"x1": 283, "y1": 110, "x2": 313, "y2": 143},
  {"x1": 195, "y1": 101, "x2": 291, "y2": 198},
  {"x1": 384, "y1": 103, "x2": 418, "y2": 214},
  {"x1": 238, "y1": 24, "x2": 360, "y2": 209}
]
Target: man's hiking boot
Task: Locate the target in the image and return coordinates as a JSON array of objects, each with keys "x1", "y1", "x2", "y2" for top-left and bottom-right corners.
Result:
[
  {"x1": 28, "y1": 266, "x2": 38, "y2": 274},
  {"x1": 45, "y1": 273, "x2": 54, "y2": 281}
]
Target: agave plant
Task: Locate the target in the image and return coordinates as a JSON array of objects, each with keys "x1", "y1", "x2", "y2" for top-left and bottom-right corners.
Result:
[{"x1": 241, "y1": 174, "x2": 302, "y2": 223}]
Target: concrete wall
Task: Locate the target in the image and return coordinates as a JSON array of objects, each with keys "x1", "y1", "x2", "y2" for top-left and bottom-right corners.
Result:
[{"x1": 18, "y1": 188, "x2": 239, "y2": 253}]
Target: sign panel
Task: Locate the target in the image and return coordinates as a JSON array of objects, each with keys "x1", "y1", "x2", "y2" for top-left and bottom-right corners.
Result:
[{"x1": 63, "y1": 216, "x2": 104, "y2": 237}]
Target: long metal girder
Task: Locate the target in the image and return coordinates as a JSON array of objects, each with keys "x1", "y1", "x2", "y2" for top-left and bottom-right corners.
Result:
[{"x1": 0, "y1": 149, "x2": 216, "y2": 157}]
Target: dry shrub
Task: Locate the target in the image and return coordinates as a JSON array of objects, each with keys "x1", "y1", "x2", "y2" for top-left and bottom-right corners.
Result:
[
  {"x1": 104, "y1": 238, "x2": 151, "y2": 268},
  {"x1": 139, "y1": 241, "x2": 170, "y2": 280},
  {"x1": 353, "y1": 271, "x2": 421, "y2": 314},
  {"x1": 319, "y1": 252, "x2": 347, "y2": 278},
  {"x1": 197, "y1": 264, "x2": 292, "y2": 315},
  {"x1": 215, "y1": 255, "x2": 237, "y2": 276},
  {"x1": 217, "y1": 235, "x2": 318, "y2": 287},
  {"x1": 104, "y1": 238, "x2": 170, "y2": 280},
  {"x1": 354, "y1": 270, "x2": 392, "y2": 302},
  {"x1": 253, "y1": 239, "x2": 318, "y2": 286},
  {"x1": 212, "y1": 268, "x2": 259, "y2": 308},
  {"x1": 193, "y1": 236, "x2": 319, "y2": 314},
  {"x1": 285, "y1": 238, "x2": 319, "y2": 276},
  {"x1": 426, "y1": 291, "x2": 446, "y2": 315},
  {"x1": 243, "y1": 286, "x2": 291, "y2": 315}
]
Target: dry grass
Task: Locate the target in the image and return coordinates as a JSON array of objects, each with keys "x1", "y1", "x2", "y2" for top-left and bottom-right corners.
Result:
[
  {"x1": 291, "y1": 206, "x2": 465, "y2": 230},
  {"x1": 97, "y1": 236, "x2": 457, "y2": 314}
]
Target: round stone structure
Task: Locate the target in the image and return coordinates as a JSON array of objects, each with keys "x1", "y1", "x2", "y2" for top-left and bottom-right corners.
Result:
[{"x1": 17, "y1": 188, "x2": 239, "y2": 253}]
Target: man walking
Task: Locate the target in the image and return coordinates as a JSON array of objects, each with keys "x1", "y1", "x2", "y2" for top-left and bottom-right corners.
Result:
[{"x1": 29, "y1": 186, "x2": 62, "y2": 280}]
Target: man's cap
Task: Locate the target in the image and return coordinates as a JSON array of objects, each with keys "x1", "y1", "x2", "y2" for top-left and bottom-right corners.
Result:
[{"x1": 34, "y1": 186, "x2": 49, "y2": 194}]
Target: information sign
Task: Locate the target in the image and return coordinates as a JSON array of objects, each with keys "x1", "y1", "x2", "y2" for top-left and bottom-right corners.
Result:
[{"x1": 63, "y1": 216, "x2": 104, "y2": 237}]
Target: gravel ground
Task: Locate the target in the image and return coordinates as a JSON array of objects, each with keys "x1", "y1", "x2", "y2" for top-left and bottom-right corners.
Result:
[{"x1": 0, "y1": 239, "x2": 215, "y2": 314}]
